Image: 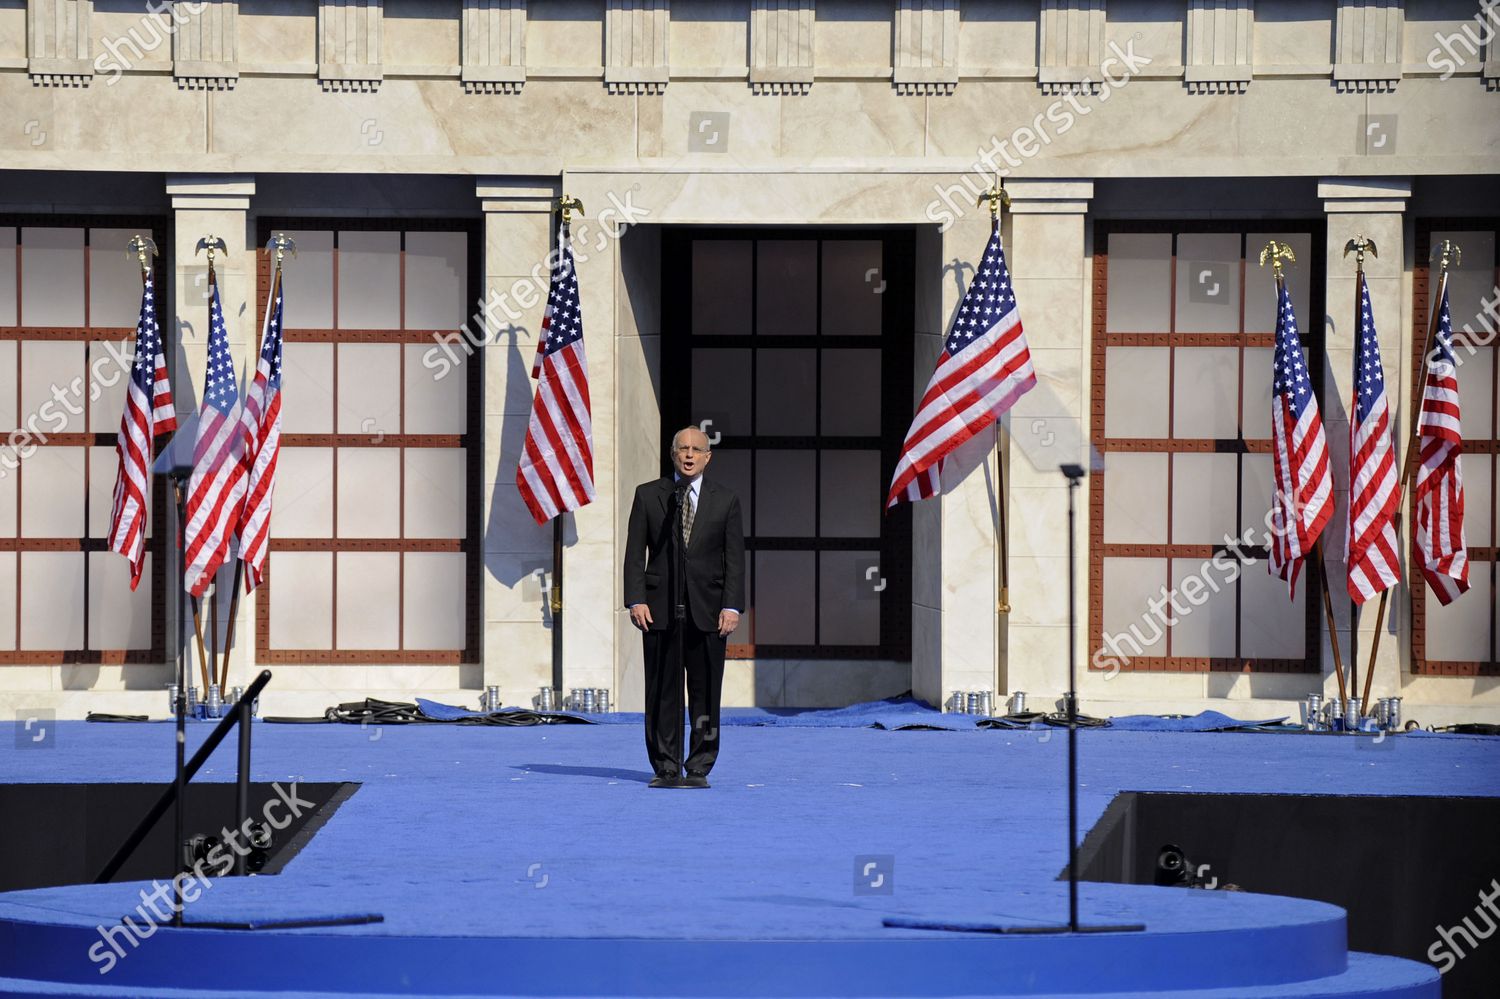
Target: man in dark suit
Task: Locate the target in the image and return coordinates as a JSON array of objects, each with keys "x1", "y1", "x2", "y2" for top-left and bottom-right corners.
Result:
[{"x1": 623, "y1": 426, "x2": 745, "y2": 789}]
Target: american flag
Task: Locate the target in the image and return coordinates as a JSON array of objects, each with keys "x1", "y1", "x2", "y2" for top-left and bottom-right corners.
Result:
[
  {"x1": 236, "y1": 276, "x2": 284, "y2": 592},
  {"x1": 1415, "y1": 283, "x2": 1469, "y2": 605},
  {"x1": 517, "y1": 224, "x2": 596, "y2": 524},
  {"x1": 106, "y1": 271, "x2": 176, "y2": 590},
  {"x1": 886, "y1": 220, "x2": 1036, "y2": 508},
  {"x1": 1345, "y1": 274, "x2": 1400, "y2": 603},
  {"x1": 182, "y1": 275, "x2": 247, "y2": 597},
  {"x1": 1268, "y1": 279, "x2": 1334, "y2": 598}
]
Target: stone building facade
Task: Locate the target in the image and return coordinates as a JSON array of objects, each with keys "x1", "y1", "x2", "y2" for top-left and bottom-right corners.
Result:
[{"x1": 0, "y1": 0, "x2": 1497, "y2": 724}]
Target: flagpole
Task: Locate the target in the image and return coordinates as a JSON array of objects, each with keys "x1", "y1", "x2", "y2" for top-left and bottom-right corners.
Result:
[
  {"x1": 1263, "y1": 242, "x2": 1349, "y2": 704},
  {"x1": 550, "y1": 198, "x2": 583, "y2": 694},
  {"x1": 1359, "y1": 240, "x2": 1458, "y2": 713},
  {"x1": 977, "y1": 178, "x2": 1012, "y2": 626},
  {"x1": 219, "y1": 248, "x2": 285, "y2": 692},
  {"x1": 174, "y1": 256, "x2": 216, "y2": 697}
]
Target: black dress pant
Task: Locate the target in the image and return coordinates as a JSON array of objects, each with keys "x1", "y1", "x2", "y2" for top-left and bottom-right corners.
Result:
[{"x1": 643, "y1": 623, "x2": 725, "y2": 777}]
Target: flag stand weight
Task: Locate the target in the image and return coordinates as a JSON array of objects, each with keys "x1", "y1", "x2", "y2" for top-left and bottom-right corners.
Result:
[
  {"x1": 1260, "y1": 242, "x2": 1349, "y2": 705},
  {"x1": 1359, "y1": 239, "x2": 1459, "y2": 714},
  {"x1": 217, "y1": 235, "x2": 294, "y2": 693}
]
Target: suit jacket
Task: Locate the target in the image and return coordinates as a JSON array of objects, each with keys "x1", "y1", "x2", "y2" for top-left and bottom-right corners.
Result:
[{"x1": 623, "y1": 476, "x2": 745, "y2": 633}]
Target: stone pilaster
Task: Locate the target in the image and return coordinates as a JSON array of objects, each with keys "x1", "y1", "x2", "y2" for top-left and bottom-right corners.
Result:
[
  {"x1": 1003, "y1": 180, "x2": 1093, "y2": 710},
  {"x1": 750, "y1": 0, "x2": 814, "y2": 96},
  {"x1": 462, "y1": 0, "x2": 526, "y2": 95},
  {"x1": 1184, "y1": 0, "x2": 1252, "y2": 95},
  {"x1": 893, "y1": 0, "x2": 959, "y2": 97},
  {"x1": 27, "y1": 0, "x2": 93, "y2": 87},
  {"x1": 318, "y1": 0, "x2": 382, "y2": 93},
  {"x1": 1333, "y1": 0, "x2": 1402, "y2": 94},
  {"x1": 605, "y1": 0, "x2": 669, "y2": 96},
  {"x1": 1038, "y1": 0, "x2": 1105, "y2": 96},
  {"x1": 1319, "y1": 177, "x2": 1411, "y2": 705},
  {"x1": 165, "y1": 175, "x2": 256, "y2": 685},
  {"x1": 174, "y1": 0, "x2": 239, "y2": 92}
]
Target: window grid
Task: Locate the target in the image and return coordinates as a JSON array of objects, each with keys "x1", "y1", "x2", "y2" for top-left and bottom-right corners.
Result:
[
  {"x1": 1411, "y1": 220, "x2": 1500, "y2": 676},
  {"x1": 663, "y1": 230, "x2": 913, "y2": 661},
  {"x1": 0, "y1": 218, "x2": 169, "y2": 664},
  {"x1": 1090, "y1": 221, "x2": 1324, "y2": 674},
  {"x1": 253, "y1": 218, "x2": 482, "y2": 665}
]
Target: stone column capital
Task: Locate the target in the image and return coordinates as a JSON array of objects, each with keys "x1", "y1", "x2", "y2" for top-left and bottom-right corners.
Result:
[
  {"x1": 166, "y1": 175, "x2": 256, "y2": 211},
  {"x1": 1003, "y1": 179, "x2": 1094, "y2": 215},
  {"x1": 1318, "y1": 177, "x2": 1412, "y2": 214},
  {"x1": 477, "y1": 176, "x2": 560, "y2": 214}
]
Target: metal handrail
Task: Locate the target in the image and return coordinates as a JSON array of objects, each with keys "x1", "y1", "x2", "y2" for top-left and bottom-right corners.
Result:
[{"x1": 94, "y1": 669, "x2": 273, "y2": 885}]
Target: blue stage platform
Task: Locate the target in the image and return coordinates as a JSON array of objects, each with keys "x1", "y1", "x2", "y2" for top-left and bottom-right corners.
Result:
[{"x1": 2, "y1": 704, "x2": 1494, "y2": 997}]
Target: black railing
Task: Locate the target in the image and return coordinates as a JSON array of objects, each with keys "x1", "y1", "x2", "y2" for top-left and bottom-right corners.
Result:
[{"x1": 95, "y1": 669, "x2": 273, "y2": 886}]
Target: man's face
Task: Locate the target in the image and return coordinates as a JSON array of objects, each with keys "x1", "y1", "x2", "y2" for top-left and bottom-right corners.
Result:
[{"x1": 672, "y1": 429, "x2": 713, "y2": 480}]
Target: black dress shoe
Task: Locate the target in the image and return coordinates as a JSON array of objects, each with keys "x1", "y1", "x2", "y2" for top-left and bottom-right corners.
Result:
[
  {"x1": 682, "y1": 771, "x2": 710, "y2": 788},
  {"x1": 649, "y1": 773, "x2": 681, "y2": 788}
]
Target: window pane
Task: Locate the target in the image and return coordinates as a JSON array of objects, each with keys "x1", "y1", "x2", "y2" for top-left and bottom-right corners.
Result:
[
  {"x1": 818, "y1": 549, "x2": 881, "y2": 645},
  {"x1": 404, "y1": 343, "x2": 466, "y2": 434},
  {"x1": 21, "y1": 341, "x2": 85, "y2": 433},
  {"x1": 709, "y1": 449, "x2": 752, "y2": 534},
  {"x1": 1175, "y1": 233, "x2": 1241, "y2": 334},
  {"x1": 404, "y1": 231, "x2": 466, "y2": 330},
  {"x1": 820, "y1": 449, "x2": 881, "y2": 538},
  {"x1": 19, "y1": 551, "x2": 85, "y2": 649},
  {"x1": 271, "y1": 447, "x2": 333, "y2": 537},
  {"x1": 1238, "y1": 565, "x2": 1305, "y2": 659},
  {"x1": 336, "y1": 551, "x2": 400, "y2": 649},
  {"x1": 269, "y1": 551, "x2": 332, "y2": 648},
  {"x1": 88, "y1": 228, "x2": 150, "y2": 327},
  {"x1": 404, "y1": 551, "x2": 467, "y2": 649},
  {"x1": 87, "y1": 446, "x2": 120, "y2": 538},
  {"x1": 337, "y1": 230, "x2": 401, "y2": 329},
  {"x1": 821, "y1": 349, "x2": 881, "y2": 435},
  {"x1": 0, "y1": 340, "x2": 16, "y2": 428},
  {"x1": 755, "y1": 450, "x2": 815, "y2": 536},
  {"x1": 1105, "y1": 233, "x2": 1171, "y2": 333},
  {"x1": 87, "y1": 338, "x2": 132, "y2": 432},
  {"x1": 1104, "y1": 346, "x2": 1169, "y2": 438},
  {"x1": 821, "y1": 240, "x2": 883, "y2": 336},
  {"x1": 0, "y1": 227, "x2": 15, "y2": 327},
  {"x1": 20, "y1": 227, "x2": 85, "y2": 326},
  {"x1": 1174, "y1": 347, "x2": 1241, "y2": 439},
  {"x1": 1168, "y1": 558, "x2": 1237, "y2": 657},
  {"x1": 754, "y1": 550, "x2": 815, "y2": 644},
  {"x1": 1455, "y1": 346, "x2": 1494, "y2": 442},
  {"x1": 1101, "y1": 556, "x2": 1168, "y2": 657},
  {"x1": 20, "y1": 446, "x2": 85, "y2": 537},
  {"x1": 0, "y1": 552, "x2": 13, "y2": 649},
  {"x1": 336, "y1": 448, "x2": 400, "y2": 537},
  {"x1": 1239, "y1": 453, "x2": 1275, "y2": 540},
  {"x1": 692, "y1": 348, "x2": 750, "y2": 436},
  {"x1": 1424, "y1": 572, "x2": 1491, "y2": 661},
  {"x1": 1461, "y1": 453, "x2": 1492, "y2": 548},
  {"x1": 1245, "y1": 232, "x2": 1311, "y2": 331},
  {"x1": 1241, "y1": 347, "x2": 1274, "y2": 437},
  {"x1": 88, "y1": 551, "x2": 153, "y2": 649},
  {"x1": 0, "y1": 446, "x2": 16, "y2": 536},
  {"x1": 281, "y1": 230, "x2": 334, "y2": 329},
  {"x1": 756, "y1": 349, "x2": 816, "y2": 435},
  {"x1": 1103, "y1": 452, "x2": 1168, "y2": 544},
  {"x1": 691, "y1": 240, "x2": 751, "y2": 336},
  {"x1": 336, "y1": 342, "x2": 401, "y2": 434},
  {"x1": 1171, "y1": 452, "x2": 1238, "y2": 545},
  {"x1": 405, "y1": 448, "x2": 467, "y2": 538},
  {"x1": 756, "y1": 240, "x2": 817, "y2": 336},
  {"x1": 282, "y1": 341, "x2": 334, "y2": 434}
]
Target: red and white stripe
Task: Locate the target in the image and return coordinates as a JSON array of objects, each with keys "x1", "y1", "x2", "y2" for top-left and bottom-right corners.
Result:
[
  {"x1": 237, "y1": 279, "x2": 283, "y2": 592},
  {"x1": 1345, "y1": 275, "x2": 1400, "y2": 603},
  {"x1": 1268, "y1": 284, "x2": 1334, "y2": 598},
  {"x1": 1415, "y1": 283, "x2": 1468, "y2": 606}
]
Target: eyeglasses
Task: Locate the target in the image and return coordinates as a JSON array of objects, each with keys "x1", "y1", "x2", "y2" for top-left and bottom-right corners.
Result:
[{"x1": 673, "y1": 445, "x2": 710, "y2": 455}]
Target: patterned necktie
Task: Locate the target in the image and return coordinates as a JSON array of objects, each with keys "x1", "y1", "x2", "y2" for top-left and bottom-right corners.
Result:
[{"x1": 681, "y1": 486, "x2": 696, "y2": 546}]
